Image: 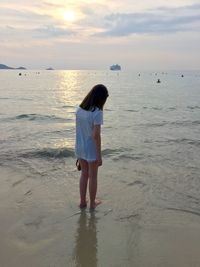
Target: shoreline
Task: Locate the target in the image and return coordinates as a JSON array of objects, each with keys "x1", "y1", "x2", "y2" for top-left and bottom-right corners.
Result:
[{"x1": 1, "y1": 165, "x2": 200, "y2": 266}]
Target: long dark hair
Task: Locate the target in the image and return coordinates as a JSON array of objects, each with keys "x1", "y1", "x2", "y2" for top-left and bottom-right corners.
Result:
[{"x1": 80, "y1": 84, "x2": 108, "y2": 111}]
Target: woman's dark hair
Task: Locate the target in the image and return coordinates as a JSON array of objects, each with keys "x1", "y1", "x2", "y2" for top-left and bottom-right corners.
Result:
[{"x1": 80, "y1": 84, "x2": 109, "y2": 111}]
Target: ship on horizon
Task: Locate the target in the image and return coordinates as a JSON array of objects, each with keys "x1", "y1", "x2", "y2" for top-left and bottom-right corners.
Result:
[{"x1": 110, "y1": 64, "x2": 121, "y2": 71}]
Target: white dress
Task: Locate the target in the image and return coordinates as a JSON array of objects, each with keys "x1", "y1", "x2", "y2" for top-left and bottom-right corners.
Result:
[{"x1": 75, "y1": 107, "x2": 103, "y2": 162}]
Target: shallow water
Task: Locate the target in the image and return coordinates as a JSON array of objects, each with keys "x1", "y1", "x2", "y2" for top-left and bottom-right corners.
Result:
[{"x1": 0, "y1": 70, "x2": 200, "y2": 266}]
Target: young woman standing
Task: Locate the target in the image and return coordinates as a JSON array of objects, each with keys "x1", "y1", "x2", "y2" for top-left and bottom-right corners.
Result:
[{"x1": 75, "y1": 84, "x2": 109, "y2": 209}]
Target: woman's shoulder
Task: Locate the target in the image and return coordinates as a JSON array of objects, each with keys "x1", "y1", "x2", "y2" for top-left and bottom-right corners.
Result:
[
  {"x1": 76, "y1": 107, "x2": 92, "y2": 116},
  {"x1": 76, "y1": 106, "x2": 84, "y2": 113}
]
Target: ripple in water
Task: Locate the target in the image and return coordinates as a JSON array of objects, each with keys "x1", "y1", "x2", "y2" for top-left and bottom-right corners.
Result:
[{"x1": 2, "y1": 113, "x2": 71, "y2": 123}]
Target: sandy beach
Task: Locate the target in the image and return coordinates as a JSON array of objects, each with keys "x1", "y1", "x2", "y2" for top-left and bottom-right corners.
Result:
[{"x1": 1, "y1": 164, "x2": 200, "y2": 267}]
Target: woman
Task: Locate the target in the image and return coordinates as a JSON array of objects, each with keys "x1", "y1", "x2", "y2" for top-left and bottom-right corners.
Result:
[{"x1": 75, "y1": 84, "x2": 109, "y2": 209}]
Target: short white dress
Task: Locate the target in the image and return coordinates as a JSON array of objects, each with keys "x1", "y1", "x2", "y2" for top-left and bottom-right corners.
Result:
[{"x1": 75, "y1": 107, "x2": 103, "y2": 162}]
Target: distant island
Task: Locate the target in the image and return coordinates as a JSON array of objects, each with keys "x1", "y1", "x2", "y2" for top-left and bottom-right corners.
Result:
[
  {"x1": 0, "y1": 64, "x2": 56, "y2": 70},
  {"x1": 110, "y1": 64, "x2": 121, "y2": 71},
  {"x1": 0, "y1": 64, "x2": 26, "y2": 70}
]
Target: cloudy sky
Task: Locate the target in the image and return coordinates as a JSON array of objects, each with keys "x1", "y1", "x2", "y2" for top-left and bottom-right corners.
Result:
[{"x1": 1, "y1": 0, "x2": 200, "y2": 70}]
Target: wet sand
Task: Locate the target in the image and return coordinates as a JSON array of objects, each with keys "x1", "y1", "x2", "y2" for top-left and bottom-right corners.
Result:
[{"x1": 1, "y1": 165, "x2": 200, "y2": 267}]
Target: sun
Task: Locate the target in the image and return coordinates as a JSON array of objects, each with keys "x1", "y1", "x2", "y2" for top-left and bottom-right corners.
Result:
[{"x1": 63, "y1": 10, "x2": 76, "y2": 22}]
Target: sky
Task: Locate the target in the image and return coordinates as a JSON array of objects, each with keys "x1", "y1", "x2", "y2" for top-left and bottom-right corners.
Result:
[{"x1": 1, "y1": 0, "x2": 200, "y2": 70}]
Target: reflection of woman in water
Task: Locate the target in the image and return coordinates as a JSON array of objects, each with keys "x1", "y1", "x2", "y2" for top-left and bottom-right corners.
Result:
[{"x1": 73, "y1": 212, "x2": 98, "y2": 267}]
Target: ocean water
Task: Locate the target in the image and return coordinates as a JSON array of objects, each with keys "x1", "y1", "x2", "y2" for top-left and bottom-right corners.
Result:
[
  {"x1": 1, "y1": 70, "x2": 200, "y2": 266},
  {"x1": 1, "y1": 69, "x2": 200, "y2": 210}
]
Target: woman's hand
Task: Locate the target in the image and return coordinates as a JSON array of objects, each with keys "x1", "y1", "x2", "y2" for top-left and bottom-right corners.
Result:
[{"x1": 96, "y1": 157, "x2": 102, "y2": 167}]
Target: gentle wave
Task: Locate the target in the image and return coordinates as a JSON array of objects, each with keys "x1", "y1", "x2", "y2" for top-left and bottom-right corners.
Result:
[
  {"x1": 168, "y1": 107, "x2": 177, "y2": 111},
  {"x1": 102, "y1": 148, "x2": 146, "y2": 160},
  {"x1": 187, "y1": 106, "x2": 200, "y2": 110},
  {"x1": 0, "y1": 97, "x2": 33, "y2": 101},
  {"x1": 144, "y1": 122, "x2": 168, "y2": 127},
  {"x1": 125, "y1": 109, "x2": 139, "y2": 112},
  {"x1": 3, "y1": 113, "x2": 70, "y2": 123},
  {"x1": 19, "y1": 147, "x2": 74, "y2": 159},
  {"x1": 125, "y1": 106, "x2": 200, "y2": 112},
  {"x1": 0, "y1": 97, "x2": 10, "y2": 100},
  {"x1": 166, "y1": 207, "x2": 200, "y2": 217},
  {"x1": 0, "y1": 147, "x2": 75, "y2": 163},
  {"x1": 115, "y1": 154, "x2": 145, "y2": 160},
  {"x1": 60, "y1": 105, "x2": 75, "y2": 109},
  {"x1": 152, "y1": 107, "x2": 163, "y2": 111},
  {"x1": 102, "y1": 148, "x2": 131, "y2": 156},
  {"x1": 0, "y1": 147, "x2": 145, "y2": 162},
  {"x1": 157, "y1": 138, "x2": 200, "y2": 146},
  {"x1": 104, "y1": 108, "x2": 113, "y2": 111},
  {"x1": 128, "y1": 106, "x2": 200, "y2": 112},
  {"x1": 170, "y1": 120, "x2": 200, "y2": 126},
  {"x1": 125, "y1": 107, "x2": 178, "y2": 112},
  {"x1": 142, "y1": 106, "x2": 163, "y2": 110},
  {"x1": 142, "y1": 120, "x2": 200, "y2": 127}
]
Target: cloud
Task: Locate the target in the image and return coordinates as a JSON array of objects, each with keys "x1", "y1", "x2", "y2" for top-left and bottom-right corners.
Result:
[
  {"x1": 41, "y1": 1, "x2": 65, "y2": 9},
  {"x1": 98, "y1": 3, "x2": 200, "y2": 36},
  {"x1": 0, "y1": 6, "x2": 57, "y2": 31},
  {"x1": 1, "y1": 2, "x2": 200, "y2": 40},
  {"x1": 0, "y1": 6, "x2": 75, "y2": 40},
  {"x1": 154, "y1": 3, "x2": 200, "y2": 12},
  {"x1": 0, "y1": 25, "x2": 74, "y2": 42},
  {"x1": 34, "y1": 25, "x2": 75, "y2": 38},
  {"x1": 0, "y1": 7, "x2": 51, "y2": 21}
]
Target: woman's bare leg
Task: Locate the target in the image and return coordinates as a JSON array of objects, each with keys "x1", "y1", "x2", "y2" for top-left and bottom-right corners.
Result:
[
  {"x1": 88, "y1": 162, "x2": 101, "y2": 209},
  {"x1": 79, "y1": 159, "x2": 89, "y2": 208}
]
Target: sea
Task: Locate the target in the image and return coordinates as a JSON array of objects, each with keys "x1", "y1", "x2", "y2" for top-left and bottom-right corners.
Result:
[{"x1": 0, "y1": 69, "x2": 200, "y2": 266}]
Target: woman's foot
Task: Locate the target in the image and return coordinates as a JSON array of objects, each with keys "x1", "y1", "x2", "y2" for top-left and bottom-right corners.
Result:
[
  {"x1": 90, "y1": 199, "x2": 102, "y2": 210},
  {"x1": 79, "y1": 201, "x2": 87, "y2": 209}
]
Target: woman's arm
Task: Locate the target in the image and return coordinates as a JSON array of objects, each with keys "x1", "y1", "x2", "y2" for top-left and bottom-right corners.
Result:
[{"x1": 92, "y1": 125, "x2": 102, "y2": 166}]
